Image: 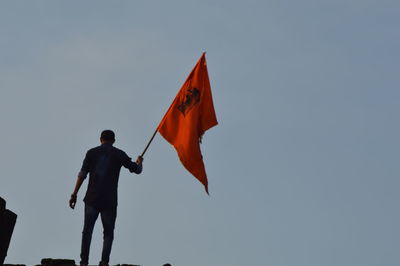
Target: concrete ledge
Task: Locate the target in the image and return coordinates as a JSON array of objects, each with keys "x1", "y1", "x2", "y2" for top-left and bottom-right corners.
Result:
[
  {"x1": 26, "y1": 258, "x2": 141, "y2": 266},
  {"x1": 39, "y1": 258, "x2": 76, "y2": 266}
]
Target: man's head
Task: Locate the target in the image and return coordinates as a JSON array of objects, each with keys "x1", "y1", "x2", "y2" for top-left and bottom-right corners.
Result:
[{"x1": 100, "y1": 130, "x2": 115, "y2": 144}]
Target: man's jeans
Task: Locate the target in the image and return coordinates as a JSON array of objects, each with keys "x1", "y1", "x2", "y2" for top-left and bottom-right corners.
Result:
[{"x1": 80, "y1": 204, "x2": 117, "y2": 264}]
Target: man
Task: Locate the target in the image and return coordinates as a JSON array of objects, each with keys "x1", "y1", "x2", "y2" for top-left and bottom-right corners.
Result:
[{"x1": 69, "y1": 130, "x2": 143, "y2": 266}]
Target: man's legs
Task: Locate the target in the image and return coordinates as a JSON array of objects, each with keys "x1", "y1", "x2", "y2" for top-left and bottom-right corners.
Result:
[
  {"x1": 99, "y1": 207, "x2": 117, "y2": 264},
  {"x1": 80, "y1": 204, "x2": 100, "y2": 265}
]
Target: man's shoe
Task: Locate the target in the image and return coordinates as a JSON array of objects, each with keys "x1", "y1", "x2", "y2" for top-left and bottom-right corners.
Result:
[{"x1": 99, "y1": 262, "x2": 109, "y2": 266}]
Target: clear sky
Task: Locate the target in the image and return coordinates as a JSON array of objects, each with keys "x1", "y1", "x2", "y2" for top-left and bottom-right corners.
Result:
[{"x1": 1, "y1": 1, "x2": 399, "y2": 266}]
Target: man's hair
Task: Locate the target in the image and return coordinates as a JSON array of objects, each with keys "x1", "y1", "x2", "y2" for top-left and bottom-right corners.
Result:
[{"x1": 100, "y1": 130, "x2": 115, "y2": 142}]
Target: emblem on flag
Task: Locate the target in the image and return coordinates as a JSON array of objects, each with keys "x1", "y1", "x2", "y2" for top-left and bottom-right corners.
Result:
[{"x1": 178, "y1": 86, "x2": 200, "y2": 116}]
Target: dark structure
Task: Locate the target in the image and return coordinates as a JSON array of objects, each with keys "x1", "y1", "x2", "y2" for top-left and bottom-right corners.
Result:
[
  {"x1": 0, "y1": 197, "x2": 18, "y2": 265},
  {"x1": 35, "y1": 259, "x2": 140, "y2": 266},
  {"x1": 39, "y1": 258, "x2": 76, "y2": 266},
  {"x1": 3, "y1": 258, "x2": 142, "y2": 266}
]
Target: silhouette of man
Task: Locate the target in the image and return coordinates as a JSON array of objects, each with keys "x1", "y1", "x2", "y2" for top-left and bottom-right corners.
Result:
[{"x1": 69, "y1": 130, "x2": 143, "y2": 266}]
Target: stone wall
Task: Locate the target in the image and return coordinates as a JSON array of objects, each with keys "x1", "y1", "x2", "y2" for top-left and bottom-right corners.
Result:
[{"x1": 4, "y1": 258, "x2": 141, "y2": 266}]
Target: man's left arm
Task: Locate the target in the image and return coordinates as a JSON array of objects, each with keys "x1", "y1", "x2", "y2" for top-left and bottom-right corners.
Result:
[
  {"x1": 69, "y1": 176, "x2": 85, "y2": 209},
  {"x1": 69, "y1": 151, "x2": 90, "y2": 209}
]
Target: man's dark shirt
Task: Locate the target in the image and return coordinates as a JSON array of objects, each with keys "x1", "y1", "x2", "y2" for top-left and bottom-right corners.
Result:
[{"x1": 78, "y1": 143, "x2": 142, "y2": 210}]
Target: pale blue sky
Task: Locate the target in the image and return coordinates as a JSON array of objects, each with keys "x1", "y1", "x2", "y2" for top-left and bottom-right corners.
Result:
[{"x1": 1, "y1": 1, "x2": 399, "y2": 266}]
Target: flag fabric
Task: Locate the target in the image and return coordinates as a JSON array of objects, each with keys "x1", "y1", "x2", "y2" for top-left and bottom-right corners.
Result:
[{"x1": 157, "y1": 53, "x2": 218, "y2": 194}]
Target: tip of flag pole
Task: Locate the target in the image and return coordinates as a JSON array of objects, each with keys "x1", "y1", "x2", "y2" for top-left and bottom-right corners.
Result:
[{"x1": 202, "y1": 52, "x2": 207, "y2": 65}]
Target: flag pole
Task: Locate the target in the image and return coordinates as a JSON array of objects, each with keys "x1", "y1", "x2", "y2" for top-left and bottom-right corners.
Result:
[
  {"x1": 140, "y1": 88, "x2": 178, "y2": 158},
  {"x1": 140, "y1": 129, "x2": 158, "y2": 157}
]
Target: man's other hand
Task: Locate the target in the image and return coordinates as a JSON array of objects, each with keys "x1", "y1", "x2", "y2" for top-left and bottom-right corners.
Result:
[
  {"x1": 69, "y1": 194, "x2": 77, "y2": 209},
  {"x1": 136, "y1": 156, "x2": 144, "y2": 165}
]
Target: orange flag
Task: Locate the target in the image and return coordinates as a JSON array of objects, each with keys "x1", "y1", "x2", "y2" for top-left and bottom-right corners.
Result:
[{"x1": 157, "y1": 53, "x2": 218, "y2": 194}]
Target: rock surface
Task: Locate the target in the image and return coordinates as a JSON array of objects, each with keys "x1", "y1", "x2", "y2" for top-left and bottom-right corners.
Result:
[{"x1": 30, "y1": 258, "x2": 141, "y2": 266}]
